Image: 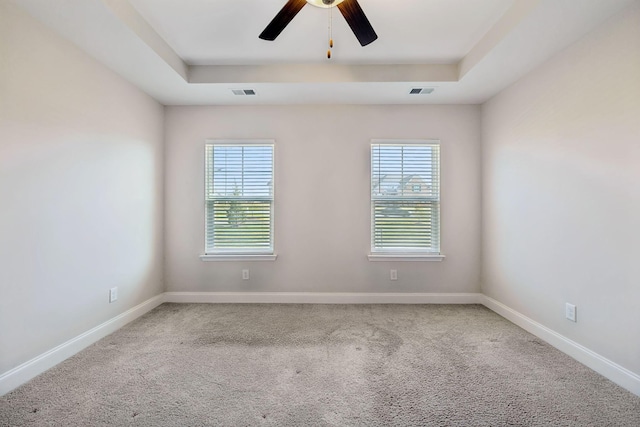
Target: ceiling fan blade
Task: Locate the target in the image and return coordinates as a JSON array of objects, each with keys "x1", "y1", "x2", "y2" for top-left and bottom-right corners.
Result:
[
  {"x1": 259, "y1": 0, "x2": 307, "y2": 41},
  {"x1": 337, "y1": 0, "x2": 378, "y2": 47}
]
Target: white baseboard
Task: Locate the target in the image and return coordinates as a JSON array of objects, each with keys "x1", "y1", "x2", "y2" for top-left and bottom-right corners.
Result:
[
  {"x1": 4, "y1": 292, "x2": 637, "y2": 399},
  {"x1": 480, "y1": 295, "x2": 640, "y2": 397},
  {"x1": 164, "y1": 291, "x2": 482, "y2": 305},
  {"x1": 0, "y1": 294, "x2": 165, "y2": 396}
]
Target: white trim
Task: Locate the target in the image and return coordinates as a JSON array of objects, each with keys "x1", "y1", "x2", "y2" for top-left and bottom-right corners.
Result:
[
  {"x1": 371, "y1": 139, "x2": 441, "y2": 145},
  {"x1": 4, "y1": 292, "x2": 637, "y2": 399},
  {"x1": 368, "y1": 254, "x2": 445, "y2": 262},
  {"x1": 370, "y1": 140, "x2": 442, "y2": 255},
  {"x1": 0, "y1": 294, "x2": 165, "y2": 396},
  {"x1": 200, "y1": 254, "x2": 277, "y2": 261},
  {"x1": 480, "y1": 295, "x2": 640, "y2": 397},
  {"x1": 204, "y1": 139, "x2": 275, "y2": 145},
  {"x1": 203, "y1": 141, "x2": 276, "y2": 256},
  {"x1": 164, "y1": 292, "x2": 481, "y2": 304}
]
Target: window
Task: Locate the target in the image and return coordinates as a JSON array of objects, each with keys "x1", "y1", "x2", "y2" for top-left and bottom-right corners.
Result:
[
  {"x1": 371, "y1": 141, "x2": 440, "y2": 255},
  {"x1": 204, "y1": 142, "x2": 274, "y2": 255}
]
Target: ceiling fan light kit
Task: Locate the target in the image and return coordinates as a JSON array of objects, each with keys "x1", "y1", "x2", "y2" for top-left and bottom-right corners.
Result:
[{"x1": 259, "y1": 0, "x2": 378, "y2": 59}]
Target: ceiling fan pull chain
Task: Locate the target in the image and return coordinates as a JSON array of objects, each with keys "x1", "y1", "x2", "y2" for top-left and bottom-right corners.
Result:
[
  {"x1": 330, "y1": 4, "x2": 334, "y2": 48},
  {"x1": 327, "y1": 4, "x2": 333, "y2": 59}
]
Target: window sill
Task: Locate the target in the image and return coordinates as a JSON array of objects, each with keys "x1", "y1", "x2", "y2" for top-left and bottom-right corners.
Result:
[
  {"x1": 367, "y1": 253, "x2": 445, "y2": 262},
  {"x1": 200, "y1": 254, "x2": 278, "y2": 262}
]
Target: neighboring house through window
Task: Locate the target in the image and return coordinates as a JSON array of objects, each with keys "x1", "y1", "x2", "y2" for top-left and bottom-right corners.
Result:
[
  {"x1": 371, "y1": 141, "x2": 440, "y2": 254},
  {"x1": 204, "y1": 142, "x2": 274, "y2": 255}
]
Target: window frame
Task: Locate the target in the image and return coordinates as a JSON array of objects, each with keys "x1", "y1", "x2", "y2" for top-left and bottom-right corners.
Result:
[
  {"x1": 368, "y1": 139, "x2": 444, "y2": 262},
  {"x1": 200, "y1": 140, "x2": 277, "y2": 261}
]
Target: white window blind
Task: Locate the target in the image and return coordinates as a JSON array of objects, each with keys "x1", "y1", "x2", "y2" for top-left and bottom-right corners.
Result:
[
  {"x1": 371, "y1": 142, "x2": 440, "y2": 253},
  {"x1": 205, "y1": 143, "x2": 274, "y2": 254}
]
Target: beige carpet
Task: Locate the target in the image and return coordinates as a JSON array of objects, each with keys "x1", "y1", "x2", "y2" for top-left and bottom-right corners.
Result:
[{"x1": 1, "y1": 303, "x2": 639, "y2": 426}]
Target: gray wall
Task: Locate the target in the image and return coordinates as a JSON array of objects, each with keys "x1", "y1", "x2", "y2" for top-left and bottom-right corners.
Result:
[
  {"x1": 164, "y1": 105, "x2": 481, "y2": 294},
  {"x1": 481, "y1": 4, "x2": 640, "y2": 376},
  {"x1": 0, "y1": 2, "x2": 165, "y2": 374}
]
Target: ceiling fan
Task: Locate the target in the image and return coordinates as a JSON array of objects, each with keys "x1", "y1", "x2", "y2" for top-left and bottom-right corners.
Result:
[{"x1": 259, "y1": 0, "x2": 378, "y2": 47}]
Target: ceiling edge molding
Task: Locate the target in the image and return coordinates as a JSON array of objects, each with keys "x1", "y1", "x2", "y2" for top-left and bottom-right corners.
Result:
[
  {"x1": 458, "y1": 0, "x2": 541, "y2": 79},
  {"x1": 101, "y1": 0, "x2": 188, "y2": 81},
  {"x1": 188, "y1": 64, "x2": 459, "y2": 84}
]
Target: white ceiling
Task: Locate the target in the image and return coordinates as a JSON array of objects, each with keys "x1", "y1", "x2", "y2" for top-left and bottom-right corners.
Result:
[
  {"x1": 12, "y1": 0, "x2": 637, "y2": 105},
  {"x1": 127, "y1": 0, "x2": 514, "y2": 65}
]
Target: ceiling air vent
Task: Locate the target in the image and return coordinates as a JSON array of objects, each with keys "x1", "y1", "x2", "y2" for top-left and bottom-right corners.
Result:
[
  {"x1": 232, "y1": 89, "x2": 256, "y2": 96},
  {"x1": 409, "y1": 88, "x2": 435, "y2": 95}
]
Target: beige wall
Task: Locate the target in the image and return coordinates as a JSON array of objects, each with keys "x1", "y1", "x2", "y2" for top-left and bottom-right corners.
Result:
[
  {"x1": 481, "y1": 3, "x2": 640, "y2": 375},
  {"x1": 7, "y1": 0, "x2": 637, "y2": 396},
  {"x1": 165, "y1": 105, "x2": 481, "y2": 294},
  {"x1": 0, "y1": 2, "x2": 164, "y2": 374}
]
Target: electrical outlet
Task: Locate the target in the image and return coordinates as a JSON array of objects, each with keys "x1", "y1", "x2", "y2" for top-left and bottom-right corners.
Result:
[
  {"x1": 242, "y1": 269, "x2": 250, "y2": 280},
  {"x1": 109, "y1": 287, "x2": 118, "y2": 303},
  {"x1": 390, "y1": 269, "x2": 398, "y2": 281},
  {"x1": 565, "y1": 303, "x2": 576, "y2": 322}
]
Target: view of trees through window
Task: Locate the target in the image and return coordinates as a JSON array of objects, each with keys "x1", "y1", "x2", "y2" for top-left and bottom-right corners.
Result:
[
  {"x1": 205, "y1": 144, "x2": 274, "y2": 253},
  {"x1": 204, "y1": 142, "x2": 438, "y2": 254}
]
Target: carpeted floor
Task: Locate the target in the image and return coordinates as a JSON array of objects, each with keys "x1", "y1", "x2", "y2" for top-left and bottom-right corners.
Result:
[{"x1": 1, "y1": 304, "x2": 639, "y2": 426}]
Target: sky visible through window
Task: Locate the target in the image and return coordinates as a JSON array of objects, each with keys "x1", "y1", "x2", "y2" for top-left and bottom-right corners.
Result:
[
  {"x1": 211, "y1": 145, "x2": 273, "y2": 198},
  {"x1": 372, "y1": 145, "x2": 437, "y2": 198}
]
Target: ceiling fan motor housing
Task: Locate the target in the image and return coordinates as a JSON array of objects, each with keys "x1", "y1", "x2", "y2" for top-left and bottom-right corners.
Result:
[
  {"x1": 260, "y1": 0, "x2": 377, "y2": 47},
  {"x1": 307, "y1": 0, "x2": 346, "y2": 8}
]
